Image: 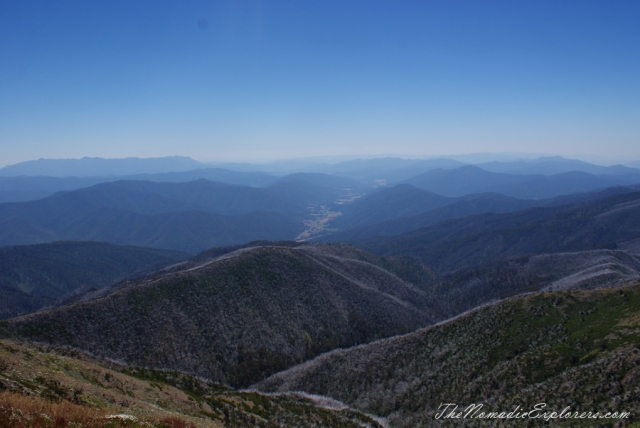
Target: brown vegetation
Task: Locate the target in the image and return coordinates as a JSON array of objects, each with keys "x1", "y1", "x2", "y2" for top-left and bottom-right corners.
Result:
[{"x1": 0, "y1": 391, "x2": 198, "y2": 428}]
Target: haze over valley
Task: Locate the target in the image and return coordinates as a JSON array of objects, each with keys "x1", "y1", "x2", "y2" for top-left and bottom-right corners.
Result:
[
  {"x1": 2, "y1": 0, "x2": 640, "y2": 425},
  {"x1": 0, "y1": 153, "x2": 640, "y2": 426}
]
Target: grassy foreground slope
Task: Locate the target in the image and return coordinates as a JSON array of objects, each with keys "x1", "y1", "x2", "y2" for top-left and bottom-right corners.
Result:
[
  {"x1": 1, "y1": 244, "x2": 436, "y2": 388},
  {"x1": 0, "y1": 339, "x2": 382, "y2": 428},
  {"x1": 257, "y1": 282, "x2": 640, "y2": 427}
]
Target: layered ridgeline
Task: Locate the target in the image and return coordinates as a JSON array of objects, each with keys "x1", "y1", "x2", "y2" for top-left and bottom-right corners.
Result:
[
  {"x1": 0, "y1": 156, "x2": 207, "y2": 177},
  {"x1": 0, "y1": 241, "x2": 187, "y2": 320},
  {"x1": 0, "y1": 174, "x2": 368, "y2": 252},
  {"x1": 322, "y1": 156, "x2": 640, "y2": 187},
  {"x1": 413, "y1": 248, "x2": 640, "y2": 320},
  {"x1": 326, "y1": 186, "x2": 543, "y2": 239},
  {"x1": 256, "y1": 283, "x2": 640, "y2": 427},
  {"x1": 0, "y1": 339, "x2": 383, "y2": 428},
  {"x1": 323, "y1": 186, "x2": 640, "y2": 243},
  {"x1": 4, "y1": 241, "x2": 640, "y2": 389},
  {"x1": 0, "y1": 168, "x2": 281, "y2": 203},
  {"x1": 0, "y1": 243, "x2": 438, "y2": 387},
  {"x1": 2, "y1": 163, "x2": 639, "y2": 253},
  {"x1": 353, "y1": 189, "x2": 640, "y2": 274},
  {"x1": 403, "y1": 165, "x2": 640, "y2": 199}
]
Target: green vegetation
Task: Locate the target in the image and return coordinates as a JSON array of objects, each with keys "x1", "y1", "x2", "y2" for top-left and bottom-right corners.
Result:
[
  {"x1": 258, "y1": 282, "x2": 640, "y2": 427},
  {"x1": 0, "y1": 339, "x2": 382, "y2": 427},
  {"x1": 1, "y1": 244, "x2": 434, "y2": 387}
]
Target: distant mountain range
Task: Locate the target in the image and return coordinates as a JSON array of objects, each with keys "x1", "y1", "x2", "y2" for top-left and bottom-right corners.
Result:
[
  {"x1": 0, "y1": 174, "x2": 366, "y2": 252},
  {"x1": 310, "y1": 157, "x2": 467, "y2": 185},
  {"x1": 328, "y1": 185, "x2": 543, "y2": 236},
  {"x1": 352, "y1": 189, "x2": 640, "y2": 274},
  {"x1": 323, "y1": 185, "x2": 640, "y2": 242},
  {"x1": 404, "y1": 165, "x2": 640, "y2": 198},
  {"x1": 477, "y1": 156, "x2": 639, "y2": 176},
  {"x1": 2, "y1": 167, "x2": 639, "y2": 255},
  {"x1": 0, "y1": 156, "x2": 207, "y2": 177},
  {"x1": 2, "y1": 154, "x2": 640, "y2": 426},
  {"x1": 2, "y1": 156, "x2": 639, "y2": 204},
  {"x1": 0, "y1": 168, "x2": 280, "y2": 203},
  {"x1": 330, "y1": 184, "x2": 453, "y2": 230}
]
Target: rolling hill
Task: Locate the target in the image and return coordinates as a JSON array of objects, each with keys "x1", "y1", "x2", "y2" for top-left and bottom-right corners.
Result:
[
  {"x1": 1, "y1": 244, "x2": 437, "y2": 387},
  {"x1": 420, "y1": 248, "x2": 640, "y2": 319},
  {"x1": 330, "y1": 184, "x2": 453, "y2": 230},
  {"x1": 0, "y1": 168, "x2": 281, "y2": 203},
  {"x1": 353, "y1": 190, "x2": 640, "y2": 274},
  {"x1": 0, "y1": 174, "x2": 366, "y2": 251},
  {"x1": 256, "y1": 282, "x2": 640, "y2": 427},
  {"x1": 325, "y1": 191, "x2": 542, "y2": 241}
]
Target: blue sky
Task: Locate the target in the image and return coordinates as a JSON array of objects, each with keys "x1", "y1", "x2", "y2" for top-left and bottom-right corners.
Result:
[{"x1": 1, "y1": 0, "x2": 639, "y2": 166}]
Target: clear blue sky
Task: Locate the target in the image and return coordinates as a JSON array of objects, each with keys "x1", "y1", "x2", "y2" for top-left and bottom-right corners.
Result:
[{"x1": 1, "y1": 0, "x2": 639, "y2": 166}]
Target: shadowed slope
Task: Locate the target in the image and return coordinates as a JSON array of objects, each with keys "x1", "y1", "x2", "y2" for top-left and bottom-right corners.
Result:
[
  {"x1": 2, "y1": 244, "x2": 436, "y2": 387},
  {"x1": 0, "y1": 241, "x2": 187, "y2": 319},
  {"x1": 355, "y1": 190, "x2": 640, "y2": 274},
  {"x1": 257, "y1": 283, "x2": 640, "y2": 427}
]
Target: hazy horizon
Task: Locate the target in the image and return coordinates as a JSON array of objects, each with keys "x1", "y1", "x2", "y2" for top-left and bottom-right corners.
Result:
[
  {"x1": 1, "y1": 151, "x2": 638, "y2": 170},
  {"x1": 2, "y1": 1, "x2": 639, "y2": 166}
]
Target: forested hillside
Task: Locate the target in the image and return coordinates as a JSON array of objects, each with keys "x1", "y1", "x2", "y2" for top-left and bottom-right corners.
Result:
[
  {"x1": 354, "y1": 190, "x2": 640, "y2": 273},
  {"x1": 0, "y1": 241, "x2": 186, "y2": 319},
  {"x1": 1, "y1": 244, "x2": 437, "y2": 387},
  {"x1": 257, "y1": 283, "x2": 640, "y2": 427}
]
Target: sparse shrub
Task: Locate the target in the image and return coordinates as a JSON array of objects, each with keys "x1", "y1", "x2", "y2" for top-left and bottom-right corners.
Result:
[{"x1": 156, "y1": 416, "x2": 196, "y2": 428}]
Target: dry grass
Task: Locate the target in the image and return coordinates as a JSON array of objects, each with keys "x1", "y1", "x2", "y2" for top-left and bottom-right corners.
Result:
[
  {"x1": 0, "y1": 391, "x2": 196, "y2": 428},
  {"x1": 0, "y1": 390, "x2": 107, "y2": 427},
  {"x1": 0, "y1": 338, "x2": 217, "y2": 427}
]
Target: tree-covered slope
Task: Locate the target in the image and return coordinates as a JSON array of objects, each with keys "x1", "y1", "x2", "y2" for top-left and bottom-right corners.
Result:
[
  {"x1": 257, "y1": 283, "x2": 640, "y2": 427},
  {"x1": 324, "y1": 192, "x2": 542, "y2": 241},
  {"x1": 0, "y1": 241, "x2": 187, "y2": 319},
  {"x1": 420, "y1": 249, "x2": 640, "y2": 319},
  {"x1": 354, "y1": 190, "x2": 640, "y2": 274},
  {"x1": 330, "y1": 184, "x2": 453, "y2": 230},
  {"x1": 1, "y1": 244, "x2": 437, "y2": 387},
  {"x1": 0, "y1": 200, "x2": 304, "y2": 253},
  {"x1": 0, "y1": 174, "x2": 367, "y2": 251}
]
